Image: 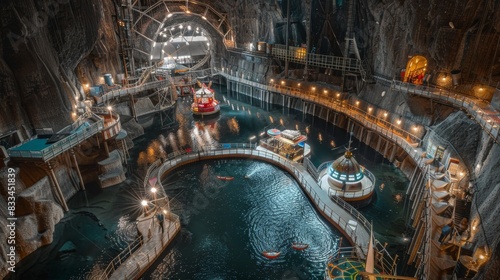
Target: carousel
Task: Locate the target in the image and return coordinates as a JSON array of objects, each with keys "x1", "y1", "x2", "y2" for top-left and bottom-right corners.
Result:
[
  {"x1": 191, "y1": 81, "x2": 220, "y2": 116},
  {"x1": 257, "y1": 129, "x2": 311, "y2": 162},
  {"x1": 318, "y1": 143, "x2": 376, "y2": 204}
]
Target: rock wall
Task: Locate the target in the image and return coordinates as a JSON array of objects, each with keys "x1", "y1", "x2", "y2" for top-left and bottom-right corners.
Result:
[
  {"x1": 360, "y1": 0, "x2": 500, "y2": 85},
  {"x1": 1, "y1": 0, "x2": 500, "y2": 278},
  {"x1": 0, "y1": 167, "x2": 69, "y2": 279},
  {"x1": 0, "y1": 0, "x2": 120, "y2": 134}
]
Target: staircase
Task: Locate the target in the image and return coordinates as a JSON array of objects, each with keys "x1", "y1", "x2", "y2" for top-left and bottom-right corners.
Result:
[
  {"x1": 453, "y1": 198, "x2": 471, "y2": 226},
  {"x1": 344, "y1": 38, "x2": 372, "y2": 82},
  {"x1": 118, "y1": 1, "x2": 135, "y2": 86}
]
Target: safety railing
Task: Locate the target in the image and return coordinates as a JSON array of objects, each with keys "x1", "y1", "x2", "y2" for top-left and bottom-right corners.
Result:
[
  {"x1": 100, "y1": 214, "x2": 180, "y2": 280},
  {"x1": 7, "y1": 114, "x2": 104, "y2": 161},
  {"x1": 218, "y1": 70, "x2": 422, "y2": 145},
  {"x1": 151, "y1": 144, "x2": 377, "y2": 258},
  {"x1": 325, "y1": 244, "x2": 397, "y2": 278},
  {"x1": 326, "y1": 169, "x2": 376, "y2": 199},
  {"x1": 97, "y1": 80, "x2": 171, "y2": 105},
  {"x1": 392, "y1": 80, "x2": 500, "y2": 144},
  {"x1": 271, "y1": 44, "x2": 364, "y2": 75}
]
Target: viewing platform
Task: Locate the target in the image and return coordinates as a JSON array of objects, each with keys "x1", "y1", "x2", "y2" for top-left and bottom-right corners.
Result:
[{"x1": 7, "y1": 112, "x2": 104, "y2": 162}]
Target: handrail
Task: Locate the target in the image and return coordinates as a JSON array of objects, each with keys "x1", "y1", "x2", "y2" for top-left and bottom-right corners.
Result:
[
  {"x1": 100, "y1": 214, "x2": 181, "y2": 280},
  {"x1": 97, "y1": 80, "x2": 171, "y2": 105},
  {"x1": 392, "y1": 80, "x2": 499, "y2": 145},
  {"x1": 7, "y1": 113, "x2": 105, "y2": 161},
  {"x1": 271, "y1": 44, "x2": 366, "y2": 80},
  {"x1": 151, "y1": 144, "x2": 375, "y2": 258},
  {"x1": 218, "y1": 71, "x2": 422, "y2": 145}
]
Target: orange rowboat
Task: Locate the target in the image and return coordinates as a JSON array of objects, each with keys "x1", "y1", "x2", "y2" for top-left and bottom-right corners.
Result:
[
  {"x1": 291, "y1": 242, "x2": 309, "y2": 250},
  {"x1": 262, "y1": 251, "x2": 281, "y2": 259},
  {"x1": 216, "y1": 176, "x2": 234, "y2": 181}
]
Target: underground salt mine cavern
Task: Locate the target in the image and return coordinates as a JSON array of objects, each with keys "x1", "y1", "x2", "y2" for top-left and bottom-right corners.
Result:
[{"x1": 1, "y1": 0, "x2": 500, "y2": 279}]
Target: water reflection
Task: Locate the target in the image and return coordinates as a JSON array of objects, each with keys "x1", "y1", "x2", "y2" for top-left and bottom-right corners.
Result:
[
  {"x1": 17, "y1": 86, "x2": 410, "y2": 279},
  {"x1": 146, "y1": 160, "x2": 342, "y2": 279}
]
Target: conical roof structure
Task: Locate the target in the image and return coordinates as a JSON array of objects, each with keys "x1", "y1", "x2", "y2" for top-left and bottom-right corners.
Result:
[{"x1": 328, "y1": 150, "x2": 364, "y2": 183}]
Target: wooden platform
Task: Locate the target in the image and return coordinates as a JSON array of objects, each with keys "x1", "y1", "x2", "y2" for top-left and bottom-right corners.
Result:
[{"x1": 105, "y1": 212, "x2": 181, "y2": 280}]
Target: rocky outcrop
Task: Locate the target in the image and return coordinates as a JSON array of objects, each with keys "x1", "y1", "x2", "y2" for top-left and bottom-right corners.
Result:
[
  {"x1": 97, "y1": 150, "x2": 126, "y2": 188},
  {"x1": 0, "y1": 168, "x2": 64, "y2": 279}
]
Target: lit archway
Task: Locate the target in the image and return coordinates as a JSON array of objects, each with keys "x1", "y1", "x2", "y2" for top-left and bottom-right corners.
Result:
[
  {"x1": 404, "y1": 55, "x2": 427, "y2": 84},
  {"x1": 119, "y1": 0, "x2": 234, "y2": 77}
]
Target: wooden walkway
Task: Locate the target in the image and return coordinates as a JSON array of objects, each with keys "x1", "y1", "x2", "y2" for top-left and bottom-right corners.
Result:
[
  {"x1": 150, "y1": 145, "x2": 372, "y2": 258},
  {"x1": 102, "y1": 212, "x2": 180, "y2": 280},
  {"x1": 392, "y1": 80, "x2": 500, "y2": 144}
]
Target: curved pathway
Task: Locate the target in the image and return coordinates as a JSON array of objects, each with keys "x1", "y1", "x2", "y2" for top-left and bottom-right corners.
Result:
[{"x1": 146, "y1": 144, "x2": 373, "y2": 258}]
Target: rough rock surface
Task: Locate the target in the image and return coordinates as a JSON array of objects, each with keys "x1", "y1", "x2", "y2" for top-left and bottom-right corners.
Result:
[
  {"x1": 1, "y1": 0, "x2": 500, "y2": 278},
  {"x1": 0, "y1": 168, "x2": 64, "y2": 279}
]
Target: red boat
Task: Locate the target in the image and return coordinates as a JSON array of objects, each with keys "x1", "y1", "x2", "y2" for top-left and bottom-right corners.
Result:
[
  {"x1": 191, "y1": 81, "x2": 220, "y2": 116},
  {"x1": 262, "y1": 251, "x2": 281, "y2": 259},
  {"x1": 217, "y1": 176, "x2": 234, "y2": 181},
  {"x1": 292, "y1": 242, "x2": 309, "y2": 250}
]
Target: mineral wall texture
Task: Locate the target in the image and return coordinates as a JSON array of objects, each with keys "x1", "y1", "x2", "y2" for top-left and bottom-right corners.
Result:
[{"x1": 1, "y1": 0, "x2": 500, "y2": 278}]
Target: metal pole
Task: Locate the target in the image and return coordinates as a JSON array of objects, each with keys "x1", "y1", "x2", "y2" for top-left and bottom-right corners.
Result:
[
  {"x1": 284, "y1": 0, "x2": 291, "y2": 78},
  {"x1": 303, "y1": 1, "x2": 311, "y2": 80}
]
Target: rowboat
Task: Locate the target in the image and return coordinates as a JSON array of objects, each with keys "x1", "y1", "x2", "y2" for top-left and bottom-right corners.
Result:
[
  {"x1": 262, "y1": 251, "x2": 281, "y2": 259},
  {"x1": 216, "y1": 176, "x2": 234, "y2": 181},
  {"x1": 292, "y1": 242, "x2": 309, "y2": 250}
]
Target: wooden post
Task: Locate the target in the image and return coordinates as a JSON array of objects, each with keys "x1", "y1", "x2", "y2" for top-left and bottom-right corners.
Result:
[
  {"x1": 47, "y1": 161, "x2": 69, "y2": 211},
  {"x1": 70, "y1": 149, "x2": 85, "y2": 191},
  {"x1": 389, "y1": 143, "x2": 397, "y2": 162},
  {"x1": 104, "y1": 141, "x2": 110, "y2": 157}
]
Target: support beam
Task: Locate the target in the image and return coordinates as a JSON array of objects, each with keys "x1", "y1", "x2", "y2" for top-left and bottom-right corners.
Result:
[
  {"x1": 47, "y1": 161, "x2": 69, "y2": 212},
  {"x1": 284, "y1": 0, "x2": 291, "y2": 78},
  {"x1": 70, "y1": 149, "x2": 85, "y2": 191},
  {"x1": 389, "y1": 143, "x2": 397, "y2": 162}
]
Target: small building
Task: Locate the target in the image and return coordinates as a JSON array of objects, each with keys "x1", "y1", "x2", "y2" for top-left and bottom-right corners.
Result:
[
  {"x1": 319, "y1": 147, "x2": 376, "y2": 204},
  {"x1": 257, "y1": 129, "x2": 311, "y2": 162}
]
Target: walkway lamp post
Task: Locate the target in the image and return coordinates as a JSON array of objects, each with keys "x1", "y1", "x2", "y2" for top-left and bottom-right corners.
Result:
[
  {"x1": 141, "y1": 199, "x2": 148, "y2": 216},
  {"x1": 249, "y1": 135, "x2": 256, "y2": 148},
  {"x1": 107, "y1": 105, "x2": 113, "y2": 118},
  {"x1": 151, "y1": 187, "x2": 157, "y2": 203}
]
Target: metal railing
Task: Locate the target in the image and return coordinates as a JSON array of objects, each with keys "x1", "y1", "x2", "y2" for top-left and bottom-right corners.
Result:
[
  {"x1": 271, "y1": 44, "x2": 366, "y2": 80},
  {"x1": 97, "y1": 80, "x2": 171, "y2": 105},
  {"x1": 151, "y1": 143, "x2": 376, "y2": 257},
  {"x1": 392, "y1": 80, "x2": 500, "y2": 144},
  {"x1": 218, "y1": 70, "x2": 422, "y2": 145},
  {"x1": 326, "y1": 169, "x2": 376, "y2": 199},
  {"x1": 7, "y1": 113, "x2": 104, "y2": 161},
  {"x1": 100, "y1": 214, "x2": 180, "y2": 280},
  {"x1": 325, "y1": 244, "x2": 397, "y2": 278}
]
